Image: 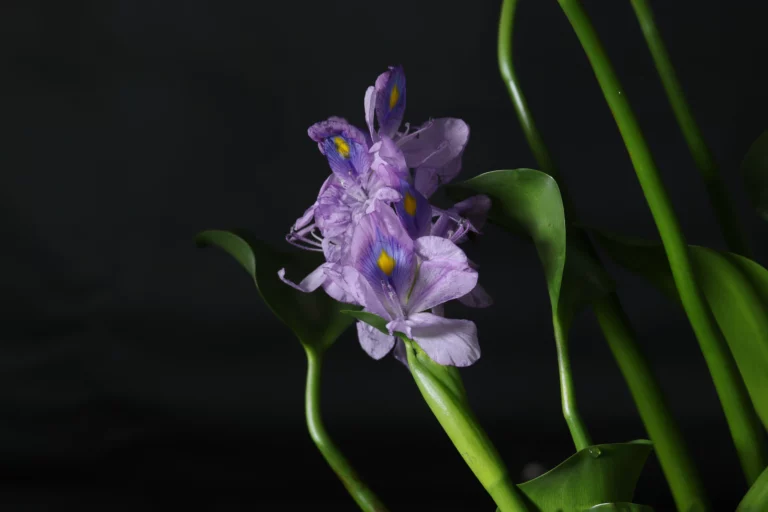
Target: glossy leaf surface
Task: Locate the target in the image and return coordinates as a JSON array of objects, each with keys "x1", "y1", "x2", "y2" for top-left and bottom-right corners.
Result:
[
  {"x1": 586, "y1": 504, "x2": 653, "y2": 511},
  {"x1": 518, "y1": 441, "x2": 653, "y2": 512},
  {"x1": 450, "y1": 169, "x2": 612, "y2": 334},
  {"x1": 196, "y1": 230, "x2": 355, "y2": 351},
  {"x1": 738, "y1": 464, "x2": 768, "y2": 512}
]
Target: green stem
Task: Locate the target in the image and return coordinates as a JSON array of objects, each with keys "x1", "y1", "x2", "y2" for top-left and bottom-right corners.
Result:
[
  {"x1": 404, "y1": 339, "x2": 530, "y2": 512},
  {"x1": 500, "y1": 0, "x2": 592, "y2": 452},
  {"x1": 304, "y1": 347, "x2": 389, "y2": 512},
  {"x1": 629, "y1": 0, "x2": 750, "y2": 257},
  {"x1": 554, "y1": 316, "x2": 592, "y2": 450},
  {"x1": 498, "y1": 0, "x2": 557, "y2": 178},
  {"x1": 498, "y1": 0, "x2": 709, "y2": 508},
  {"x1": 737, "y1": 464, "x2": 768, "y2": 512},
  {"x1": 593, "y1": 294, "x2": 709, "y2": 511},
  {"x1": 557, "y1": 0, "x2": 768, "y2": 484}
]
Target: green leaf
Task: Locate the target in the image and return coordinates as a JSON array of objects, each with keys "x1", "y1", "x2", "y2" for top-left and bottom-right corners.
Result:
[
  {"x1": 585, "y1": 504, "x2": 653, "y2": 512},
  {"x1": 593, "y1": 231, "x2": 768, "y2": 430},
  {"x1": 742, "y1": 131, "x2": 768, "y2": 221},
  {"x1": 450, "y1": 169, "x2": 612, "y2": 335},
  {"x1": 196, "y1": 230, "x2": 356, "y2": 352},
  {"x1": 738, "y1": 464, "x2": 768, "y2": 512},
  {"x1": 518, "y1": 441, "x2": 653, "y2": 512}
]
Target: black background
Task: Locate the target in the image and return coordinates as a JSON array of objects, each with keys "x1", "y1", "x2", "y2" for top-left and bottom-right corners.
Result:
[{"x1": 2, "y1": 0, "x2": 767, "y2": 510}]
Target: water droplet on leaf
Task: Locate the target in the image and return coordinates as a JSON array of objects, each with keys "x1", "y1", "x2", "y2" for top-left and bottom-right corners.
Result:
[{"x1": 588, "y1": 447, "x2": 602, "y2": 458}]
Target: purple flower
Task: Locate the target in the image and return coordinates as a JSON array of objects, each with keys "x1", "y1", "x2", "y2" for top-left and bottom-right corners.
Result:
[
  {"x1": 308, "y1": 117, "x2": 372, "y2": 186},
  {"x1": 328, "y1": 204, "x2": 481, "y2": 367},
  {"x1": 281, "y1": 118, "x2": 404, "y2": 302},
  {"x1": 364, "y1": 66, "x2": 470, "y2": 198}
]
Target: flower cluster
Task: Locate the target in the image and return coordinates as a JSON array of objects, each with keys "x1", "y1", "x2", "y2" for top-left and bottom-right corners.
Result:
[{"x1": 279, "y1": 66, "x2": 491, "y2": 367}]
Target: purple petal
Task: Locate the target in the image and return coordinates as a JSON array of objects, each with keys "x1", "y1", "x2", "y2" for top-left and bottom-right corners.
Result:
[
  {"x1": 309, "y1": 118, "x2": 372, "y2": 182},
  {"x1": 399, "y1": 118, "x2": 469, "y2": 170},
  {"x1": 374, "y1": 66, "x2": 406, "y2": 138},
  {"x1": 365, "y1": 187, "x2": 401, "y2": 214},
  {"x1": 394, "y1": 180, "x2": 432, "y2": 239},
  {"x1": 392, "y1": 338, "x2": 409, "y2": 367},
  {"x1": 458, "y1": 283, "x2": 493, "y2": 308},
  {"x1": 279, "y1": 265, "x2": 358, "y2": 304},
  {"x1": 406, "y1": 236, "x2": 478, "y2": 314},
  {"x1": 364, "y1": 86, "x2": 377, "y2": 141},
  {"x1": 404, "y1": 312, "x2": 481, "y2": 367},
  {"x1": 292, "y1": 203, "x2": 317, "y2": 231},
  {"x1": 413, "y1": 167, "x2": 440, "y2": 198},
  {"x1": 324, "y1": 266, "x2": 390, "y2": 319},
  {"x1": 429, "y1": 211, "x2": 453, "y2": 239},
  {"x1": 308, "y1": 117, "x2": 368, "y2": 147},
  {"x1": 454, "y1": 194, "x2": 491, "y2": 231},
  {"x1": 320, "y1": 136, "x2": 372, "y2": 182},
  {"x1": 350, "y1": 203, "x2": 412, "y2": 263},
  {"x1": 278, "y1": 266, "x2": 327, "y2": 294},
  {"x1": 371, "y1": 135, "x2": 409, "y2": 184},
  {"x1": 357, "y1": 321, "x2": 396, "y2": 360},
  {"x1": 353, "y1": 207, "x2": 416, "y2": 307},
  {"x1": 435, "y1": 156, "x2": 463, "y2": 185}
]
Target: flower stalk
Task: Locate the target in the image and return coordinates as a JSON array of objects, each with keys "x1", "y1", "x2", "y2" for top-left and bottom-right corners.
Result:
[
  {"x1": 629, "y1": 0, "x2": 750, "y2": 257},
  {"x1": 304, "y1": 347, "x2": 389, "y2": 512},
  {"x1": 498, "y1": 0, "x2": 709, "y2": 508},
  {"x1": 403, "y1": 339, "x2": 530, "y2": 512},
  {"x1": 557, "y1": 0, "x2": 768, "y2": 484}
]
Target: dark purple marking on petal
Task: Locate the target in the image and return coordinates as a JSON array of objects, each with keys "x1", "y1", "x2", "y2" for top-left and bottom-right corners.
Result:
[{"x1": 375, "y1": 66, "x2": 406, "y2": 138}]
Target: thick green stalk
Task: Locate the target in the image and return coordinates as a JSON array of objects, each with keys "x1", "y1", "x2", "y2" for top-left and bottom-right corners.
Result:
[
  {"x1": 554, "y1": 317, "x2": 592, "y2": 450},
  {"x1": 498, "y1": 0, "x2": 709, "y2": 508},
  {"x1": 629, "y1": 0, "x2": 750, "y2": 257},
  {"x1": 593, "y1": 295, "x2": 709, "y2": 510},
  {"x1": 304, "y1": 347, "x2": 389, "y2": 512},
  {"x1": 404, "y1": 339, "x2": 530, "y2": 512},
  {"x1": 557, "y1": 0, "x2": 768, "y2": 484}
]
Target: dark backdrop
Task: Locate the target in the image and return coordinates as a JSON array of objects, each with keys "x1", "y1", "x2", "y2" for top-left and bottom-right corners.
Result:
[{"x1": 2, "y1": 0, "x2": 767, "y2": 510}]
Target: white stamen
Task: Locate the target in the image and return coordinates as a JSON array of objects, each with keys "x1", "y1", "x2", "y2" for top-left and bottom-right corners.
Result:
[{"x1": 395, "y1": 119, "x2": 435, "y2": 146}]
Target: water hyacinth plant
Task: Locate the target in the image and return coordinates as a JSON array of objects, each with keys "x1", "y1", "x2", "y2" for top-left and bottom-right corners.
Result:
[{"x1": 196, "y1": 1, "x2": 768, "y2": 510}]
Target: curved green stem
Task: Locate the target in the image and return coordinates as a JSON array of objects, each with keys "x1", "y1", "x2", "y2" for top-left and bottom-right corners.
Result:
[
  {"x1": 557, "y1": 0, "x2": 768, "y2": 484},
  {"x1": 498, "y1": 0, "x2": 710, "y2": 508},
  {"x1": 554, "y1": 316, "x2": 592, "y2": 450},
  {"x1": 498, "y1": 0, "x2": 557, "y2": 178},
  {"x1": 629, "y1": 0, "x2": 750, "y2": 257},
  {"x1": 304, "y1": 347, "x2": 389, "y2": 512},
  {"x1": 500, "y1": 0, "x2": 592, "y2": 452}
]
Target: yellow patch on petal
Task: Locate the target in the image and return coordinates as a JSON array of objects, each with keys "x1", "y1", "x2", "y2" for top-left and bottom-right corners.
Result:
[
  {"x1": 377, "y1": 249, "x2": 395, "y2": 276},
  {"x1": 404, "y1": 192, "x2": 417, "y2": 217},
  {"x1": 389, "y1": 84, "x2": 400, "y2": 111},
  {"x1": 333, "y1": 136, "x2": 350, "y2": 159}
]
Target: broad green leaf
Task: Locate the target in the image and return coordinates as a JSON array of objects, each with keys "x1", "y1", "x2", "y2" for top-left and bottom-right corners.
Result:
[
  {"x1": 450, "y1": 169, "x2": 612, "y2": 335},
  {"x1": 742, "y1": 131, "x2": 768, "y2": 221},
  {"x1": 518, "y1": 441, "x2": 653, "y2": 512},
  {"x1": 738, "y1": 464, "x2": 768, "y2": 512},
  {"x1": 196, "y1": 230, "x2": 356, "y2": 352},
  {"x1": 586, "y1": 504, "x2": 653, "y2": 511},
  {"x1": 593, "y1": 231, "x2": 768, "y2": 430}
]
